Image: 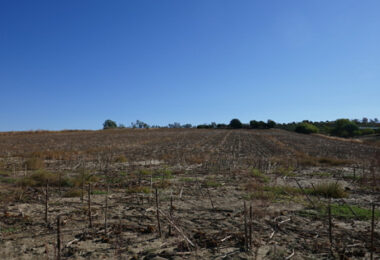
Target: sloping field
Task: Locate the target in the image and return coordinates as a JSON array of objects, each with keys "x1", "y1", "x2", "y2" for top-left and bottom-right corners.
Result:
[
  {"x1": 0, "y1": 129, "x2": 378, "y2": 165},
  {"x1": 0, "y1": 129, "x2": 378, "y2": 259}
]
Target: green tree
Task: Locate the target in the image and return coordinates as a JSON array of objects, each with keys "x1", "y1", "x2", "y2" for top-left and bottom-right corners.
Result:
[
  {"x1": 250, "y1": 120, "x2": 259, "y2": 129},
  {"x1": 295, "y1": 122, "x2": 319, "y2": 134},
  {"x1": 266, "y1": 119, "x2": 276, "y2": 129},
  {"x1": 103, "y1": 119, "x2": 117, "y2": 129},
  {"x1": 331, "y1": 119, "x2": 359, "y2": 137},
  {"x1": 229, "y1": 118, "x2": 243, "y2": 129}
]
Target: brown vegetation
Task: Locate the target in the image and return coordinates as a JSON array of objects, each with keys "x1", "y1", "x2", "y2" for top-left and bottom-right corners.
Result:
[{"x1": 0, "y1": 129, "x2": 378, "y2": 259}]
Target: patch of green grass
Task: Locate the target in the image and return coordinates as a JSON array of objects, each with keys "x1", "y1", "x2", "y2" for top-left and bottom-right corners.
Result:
[
  {"x1": 0, "y1": 177, "x2": 17, "y2": 184},
  {"x1": 263, "y1": 185, "x2": 301, "y2": 196},
  {"x1": 126, "y1": 185, "x2": 151, "y2": 194},
  {"x1": 205, "y1": 179, "x2": 221, "y2": 188},
  {"x1": 330, "y1": 204, "x2": 380, "y2": 220},
  {"x1": 1, "y1": 227, "x2": 18, "y2": 234},
  {"x1": 91, "y1": 190, "x2": 107, "y2": 195},
  {"x1": 246, "y1": 190, "x2": 275, "y2": 201},
  {"x1": 299, "y1": 204, "x2": 380, "y2": 220},
  {"x1": 273, "y1": 166, "x2": 296, "y2": 177},
  {"x1": 159, "y1": 168, "x2": 173, "y2": 179},
  {"x1": 139, "y1": 169, "x2": 153, "y2": 176},
  {"x1": 251, "y1": 168, "x2": 270, "y2": 183},
  {"x1": 119, "y1": 172, "x2": 128, "y2": 177},
  {"x1": 151, "y1": 167, "x2": 173, "y2": 182},
  {"x1": 245, "y1": 185, "x2": 301, "y2": 201},
  {"x1": 0, "y1": 171, "x2": 11, "y2": 177},
  {"x1": 179, "y1": 177, "x2": 195, "y2": 183}
]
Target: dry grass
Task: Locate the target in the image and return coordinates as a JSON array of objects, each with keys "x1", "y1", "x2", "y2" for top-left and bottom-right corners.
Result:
[
  {"x1": 18, "y1": 170, "x2": 71, "y2": 187},
  {"x1": 308, "y1": 182, "x2": 348, "y2": 198},
  {"x1": 23, "y1": 158, "x2": 45, "y2": 170}
]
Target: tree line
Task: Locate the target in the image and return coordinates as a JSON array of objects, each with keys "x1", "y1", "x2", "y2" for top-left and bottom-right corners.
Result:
[{"x1": 103, "y1": 117, "x2": 380, "y2": 138}]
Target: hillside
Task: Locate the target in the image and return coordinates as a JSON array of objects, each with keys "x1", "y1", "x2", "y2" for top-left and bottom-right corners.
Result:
[{"x1": 0, "y1": 129, "x2": 378, "y2": 259}]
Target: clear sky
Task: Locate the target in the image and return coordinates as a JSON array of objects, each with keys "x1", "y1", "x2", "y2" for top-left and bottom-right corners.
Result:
[{"x1": 1, "y1": 0, "x2": 379, "y2": 131}]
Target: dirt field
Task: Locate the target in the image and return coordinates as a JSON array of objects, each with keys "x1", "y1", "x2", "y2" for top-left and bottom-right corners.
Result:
[{"x1": 0, "y1": 129, "x2": 378, "y2": 259}]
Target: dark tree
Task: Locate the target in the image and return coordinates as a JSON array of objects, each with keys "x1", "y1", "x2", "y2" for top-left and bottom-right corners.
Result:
[
  {"x1": 103, "y1": 119, "x2": 117, "y2": 129},
  {"x1": 250, "y1": 120, "x2": 260, "y2": 129},
  {"x1": 229, "y1": 118, "x2": 243, "y2": 129},
  {"x1": 331, "y1": 119, "x2": 359, "y2": 137},
  {"x1": 257, "y1": 121, "x2": 267, "y2": 129},
  {"x1": 266, "y1": 119, "x2": 276, "y2": 129}
]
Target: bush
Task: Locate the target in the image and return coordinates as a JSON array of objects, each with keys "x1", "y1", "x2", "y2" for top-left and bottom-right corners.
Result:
[
  {"x1": 359, "y1": 128, "x2": 375, "y2": 136},
  {"x1": 229, "y1": 118, "x2": 243, "y2": 129},
  {"x1": 318, "y1": 157, "x2": 351, "y2": 166},
  {"x1": 63, "y1": 188, "x2": 82, "y2": 198},
  {"x1": 114, "y1": 155, "x2": 127, "y2": 163},
  {"x1": 295, "y1": 123, "x2": 319, "y2": 134},
  {"x1": 24, "y1": 158, "x2": 45, "y2": 170},
  {"x1": 308, "y1": 183, "x2": 347, "y2": 198},
  {"x1": 18, "y1": 170, "x2": 71, "y2": 187},
  {"x1": 250, "y1": 168, "x2": 270, "y2": 183}
]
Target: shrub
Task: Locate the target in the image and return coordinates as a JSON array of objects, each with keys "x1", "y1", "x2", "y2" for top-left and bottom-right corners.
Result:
[
  {"x1": 308, "y1": 183, "x2": 347, "y2": 198},
  {"x1": 359, "y1": 128, "x2": 375, "y2": 136},
  {"x1": 63, "y1": 188, "x2": 82, "y2": 198},
  {"x1": 205, "y1": 178, "x2": 221, "y2": 188},
  {"x1": 251, "y1": 168, "x2": 270, "y2": 183},
  {"x1": 126, "y1": 185, "x2": 151, "y2": 194},
  {"x1": 24, "y1": 157, "x2": 45, "y2": 170},
  {"x1": 71, "y1": 172, "x2": 99, "y2": 187},
  {"x1": 18, "y1": 170, "x2": 72, "y2": 187},
  {"x1": 229, "y1": 118, "x2": 243, "y2": 129},
  {"x1": 295, "y1": 123, "x2": 319, "y2": 134},
  {"x1": 114, "y1": 155, "x2": 127, "y2": 163},
  {"x1": 318, "y1": 157, "x2": 351, "y2": 166}
]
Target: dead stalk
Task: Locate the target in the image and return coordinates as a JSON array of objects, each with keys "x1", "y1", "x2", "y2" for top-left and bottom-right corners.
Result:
[
  {"x1": 249, "y1": 203, "x2": 252, "y2": 248},
  {"x1": 370, "y1": 202, "x2": 375, "y2": 260},
  {"x1": 57, "y1": 215, "x2": 61, "y2": 260},
  {"x1": 45, "y1": 180, "x2": 48, "y2": 224},
  {"x1": 155, "y1": 188, "x2": 161, "y2": 237},
  {"x1": 244, "y1": 201, "x2": 248, "y2": 251},
  {"x1": 206, "y1": 187, "x2": 215, "y2": 210},
  {"x1": 105, "y1": 181, "x2": 109, "y2": 236},
  {"x1": 328, "y1": 198, "x2": 333, "y2": 253},
  {"x1": 169, "y1": 194, "x2": 173, "y2": 236},
  {"x1": 295, "y1": 179, "x2": 316, "y2": 208},
  {"x1": 88, "y1": 183, "x2": 92, "y2": 228}
]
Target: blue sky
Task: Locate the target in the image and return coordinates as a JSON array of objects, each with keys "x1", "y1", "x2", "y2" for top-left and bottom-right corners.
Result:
[{"x1": 1, "y1": 0, "x2": 379, "y2": 131}]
